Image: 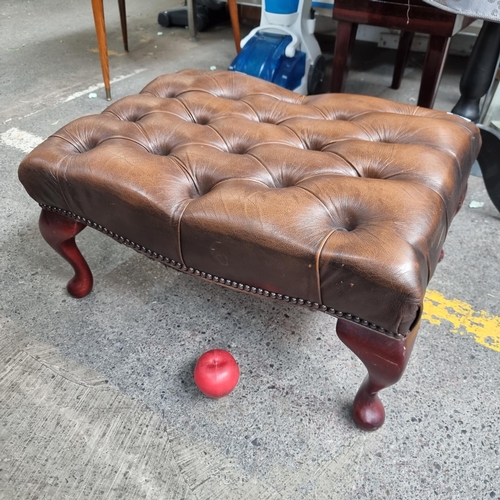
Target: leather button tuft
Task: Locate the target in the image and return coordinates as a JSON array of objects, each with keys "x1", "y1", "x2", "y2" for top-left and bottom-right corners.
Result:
[
  {"x1": 123, "y1": 113, "x2": 145, "y2": 123},
  {"x1": 258, "y1": 117, "x2": 276, "y2": 124},
  {"x1": 228, "y1": 145, "x2": 248, "y2": 155},
  {"x1": 149, "y1": 143, "x2": 172, "y2": 156},
  {"x1": 194, "y1": 116, "x2": 210, "y2": 125},
  {"x1": 77, "y1": 138, "x2": 100, "y2": 153}
]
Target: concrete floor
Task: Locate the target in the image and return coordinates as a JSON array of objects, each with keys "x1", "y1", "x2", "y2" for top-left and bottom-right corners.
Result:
[{"x1": 1, "y1": 1, "x2": 499, "y2": 498}]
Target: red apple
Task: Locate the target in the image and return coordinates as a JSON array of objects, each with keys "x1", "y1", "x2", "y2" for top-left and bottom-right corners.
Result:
[{"x1": 194, "y1": 349, "x2": 240, "y2": 398}]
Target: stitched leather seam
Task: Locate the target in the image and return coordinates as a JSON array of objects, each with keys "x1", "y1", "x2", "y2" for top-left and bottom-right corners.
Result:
[
  {"x1": 176, "y1": 199, "x2": 192, "y2": 268},
  {"x1": 169, "y1": 155, "x2": 201, "y2": 197},
  {"x1": 245, "y1": 153, "x2": 279, "y2": 188},
  {"x1": 209, "y1": 177, "x2": 271, "y2": 191},
  {"x1": 50, "y1": 134, "x2": 84, "y2": 153},
  {"x1": 294, "y1": 185, "x2": 338, "y2": 226},
  {"x1": 205, "y1": 124, "x2": 231, "y2": 152},
  {"x1": 51, "y1": 132, "x2": 153, "y2": 154},
  {"x1": 232, "y1": 98, "x2": 262, "y2": 120},
  {"x1": 324, "y1": 150, "x2": 362, "y2": 177},
  {"x1": 172, "y1": 96, "x2": 197, "y2": 122},
  {"x1": 278, "y1": 123, "x2": 307, "y2": 149},
  {"x1": 302, "y1": 103, "x2": 329, "y2": 120},
  {"x1": 314, "y1": 229, "x2": 336, "y2": 306}
]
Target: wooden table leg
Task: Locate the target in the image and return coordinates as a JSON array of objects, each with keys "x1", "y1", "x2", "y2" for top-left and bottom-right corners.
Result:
[
  {"x1": 118, "y1": 0, "x2": 129, "y2": 52},
  {"x1": 417, "y1": 35, "x2": 451, "y2": 108},
  {"x1": 330, "y1": 21, "x2": 358, "y2": 94},
  {"x1": 227, "y1": 0, "x2": 241, "y2": 54},
  {"x1": 391, "y1": 30, "x2": 415, "y2": 90},
  {"x1": 90, "y1": 0, "x2": 112, "y2": 100}
]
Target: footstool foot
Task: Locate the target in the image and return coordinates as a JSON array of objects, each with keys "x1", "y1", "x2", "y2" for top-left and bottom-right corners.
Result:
[
  {"x1": 336, "y1": 319, "x2": 419, "y2": 430},
  {"x1": 39, "y1": 209, "x2": 93, "y2": 298}
]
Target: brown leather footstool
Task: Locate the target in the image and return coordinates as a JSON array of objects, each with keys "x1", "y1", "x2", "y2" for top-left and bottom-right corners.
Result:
[{"x1": 18, "y1": 70, "x2": 480, "y2": 430}]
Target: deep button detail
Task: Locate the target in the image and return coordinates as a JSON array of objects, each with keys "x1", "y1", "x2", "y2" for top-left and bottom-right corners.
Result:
[
  {"x1": 227, "y1": 144, "x2": 249, "y2": 155},
  {"x1": 117, "y1": 110, "x2": 146, "y2": 123},
  {"x1": 342, "y1": 219, "x2": 357, "y2": 232},
  {"x1": 106, "y1": 108, "x2": 146, "y2": 123},
  {"x1": 195, "y1": 116, "x2": 210, "y2": 125},
  {"x1": 258, "y1": 117, "x2": 277, "y2": 124},
  {"x1": 76, "y1": 137, "x2": 100, "y2": 153},
  {"x1": 308, "y1": 143, "x2": 327, "y2": 152},
  {"x1": 272, "y1": 176, "x2": 301, "y2": 189},
  {"x1": 149, "y1": 143, "x2": 173, "y2": 156},
  {"x1": 126, "y1": 114, "x2": 145, "y2": 123},
  {"x1": 153, "y1": 90, "x2": 178, "y2": 99}
]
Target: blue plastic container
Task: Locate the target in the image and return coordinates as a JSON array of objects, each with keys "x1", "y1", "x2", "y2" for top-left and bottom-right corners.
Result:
[{"x1": 229, "y1": 32, "x2": 306, "y2": 91}]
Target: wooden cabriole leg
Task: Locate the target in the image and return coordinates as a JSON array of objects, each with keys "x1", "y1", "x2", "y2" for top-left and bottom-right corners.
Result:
[
  {"x1": 336, "y1": 318, "x2": 419, "y2": 431},
  {"x1": 39, "y1": 209, "x2": 93, "y2": 298}
]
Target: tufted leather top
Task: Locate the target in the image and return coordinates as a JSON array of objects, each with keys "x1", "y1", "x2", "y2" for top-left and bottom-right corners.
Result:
[{"x1": 19, "y1": 70, "x2": 480, "y2": 336}]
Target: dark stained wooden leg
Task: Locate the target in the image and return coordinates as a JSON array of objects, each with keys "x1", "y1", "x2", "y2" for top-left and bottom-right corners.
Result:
[
  {"x1": 330, "y1": 21, "x2": 358, "y2": 93},
  {"x1": 39, "y1": 210, "x2": 93, "y2": 298},
  {"x1": 90, "y1": 0, "x2": 112, "y2": 100},
  {"x1": 391, "y1": 30, "x2": 415, "y2": 90},
  {"x1": 336, "y1": 318, "x2": 419, "y2": 431},
  {"x1": 417, "y1": 35, "x2": 451, "y2": 108},
  {"x1": 118, "y1": 0, "x2": 128, "y2": 52},
  {"x1": 227, "y1": 0, "x2": 241, "y2": 54}
]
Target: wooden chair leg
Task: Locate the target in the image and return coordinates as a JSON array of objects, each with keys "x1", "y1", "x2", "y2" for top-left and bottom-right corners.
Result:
[
  {"x1": 331, "y1": 21, "x2": 358, "y2": 93},
  {"x1": 227, "y1": 0, "x2": 241, "y2": 54},
  {"x1": 118, "y1": 0, "x2": 128, "y2": 52},
  {"x1": 39, "y1": 210, "x2": 93, "y2": 299},
  {"x1": 90, "y1": 0, "x2": 112, "y2": 100},
  {"x1": 391, "y1": 30, "x2": 415, "y2": 90},
  {"x1": 336, "y1": 318, "x2": 419, "y2": 431},
  {"x1": 417, "y1": 35, "x2": 451, "y2": 108}
]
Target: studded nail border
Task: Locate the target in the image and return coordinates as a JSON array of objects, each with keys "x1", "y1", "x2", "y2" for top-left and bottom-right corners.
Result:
[{"x1": 39, "y1": 203, "x2": 405, "y2": 340}]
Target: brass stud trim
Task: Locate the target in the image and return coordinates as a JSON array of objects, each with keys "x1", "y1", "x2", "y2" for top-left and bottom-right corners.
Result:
[{"x1": 39, "y1": 203, "x2": 402, "y2": 339}]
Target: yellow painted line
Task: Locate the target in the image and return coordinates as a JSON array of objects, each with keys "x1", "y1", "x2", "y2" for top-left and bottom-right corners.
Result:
[{"x1": 423, "y1": 290, "x2": 500, "y2": 352}]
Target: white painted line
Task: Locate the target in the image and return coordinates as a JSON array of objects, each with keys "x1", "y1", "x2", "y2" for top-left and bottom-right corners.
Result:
[
  {"x1": 64, "y1": 68, "x2": 147, "y2": 102},
  {"x1": 0, "y1": 127, "x2": 45, "y2": 154}
]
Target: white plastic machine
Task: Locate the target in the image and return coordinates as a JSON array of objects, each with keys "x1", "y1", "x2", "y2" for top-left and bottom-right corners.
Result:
[{"x1": 228, "y1": 0, "x2": 325, "y2": 94}]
